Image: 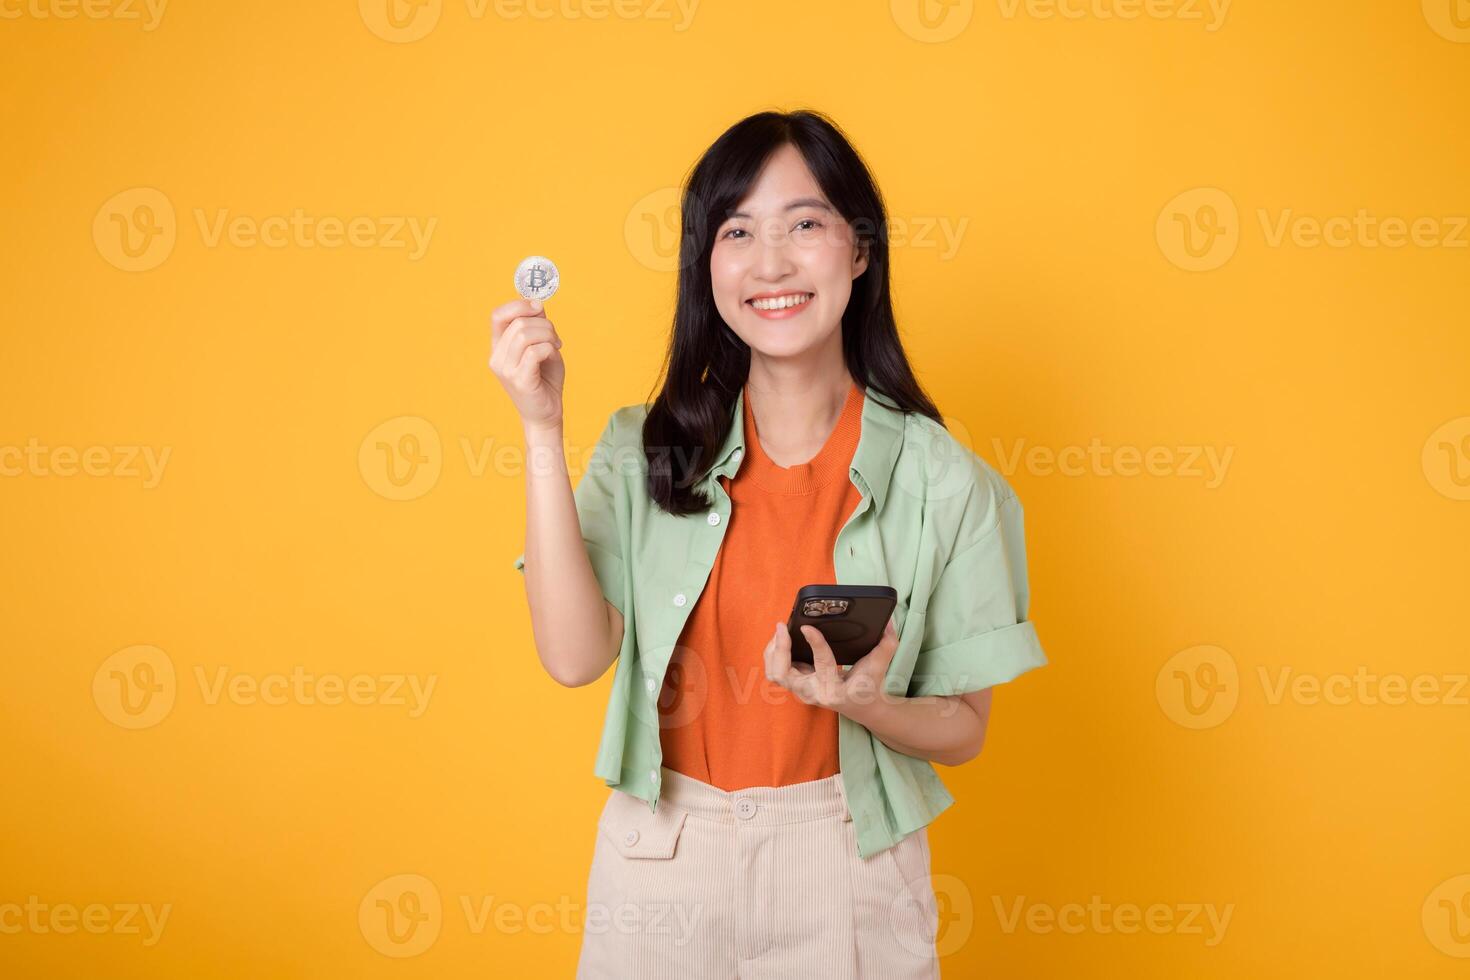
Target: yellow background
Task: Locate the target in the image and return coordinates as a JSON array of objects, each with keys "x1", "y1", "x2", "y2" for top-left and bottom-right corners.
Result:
[{"x1": 3, "y1": 0, "x2": 1468, "y2": 976}]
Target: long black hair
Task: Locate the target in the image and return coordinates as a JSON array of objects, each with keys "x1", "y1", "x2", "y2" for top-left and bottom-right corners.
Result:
[{"x1": 641, "y1": 108, "x2": 943, "y2": 516}]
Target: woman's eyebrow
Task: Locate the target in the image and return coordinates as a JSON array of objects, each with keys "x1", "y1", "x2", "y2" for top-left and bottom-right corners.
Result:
[{"x1": 725, "y1": 198, "x2": 835, "y2": 220}]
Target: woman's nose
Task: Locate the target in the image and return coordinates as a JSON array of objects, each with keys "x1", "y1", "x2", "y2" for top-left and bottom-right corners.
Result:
[{"x1": 752, "y1": 226, "x2": 796, "y2": 277}]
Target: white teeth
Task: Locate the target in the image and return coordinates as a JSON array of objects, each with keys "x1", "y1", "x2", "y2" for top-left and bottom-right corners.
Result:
[{"x1": 750, "y1": 293, "x2": 812, "y2": 311}]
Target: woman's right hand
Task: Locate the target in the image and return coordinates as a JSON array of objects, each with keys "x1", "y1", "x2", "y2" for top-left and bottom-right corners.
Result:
[{"x1": 489, "y1": 297, "x2": 565, "y2": 432}]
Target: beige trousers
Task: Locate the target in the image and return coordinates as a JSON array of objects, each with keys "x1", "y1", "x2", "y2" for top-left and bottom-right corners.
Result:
[{"x1": 576, "y1": 767, "x2": 940, "y2": 979}]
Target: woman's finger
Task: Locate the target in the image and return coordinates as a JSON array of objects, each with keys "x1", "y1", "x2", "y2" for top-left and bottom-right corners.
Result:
[
  {"x1": 489, "y1": 297, "x2": 542, "y2": 342},
  {"x1": 765, "y1": 621, "x2": 791, "y2": 684},
  {"x1": 802, "y1": 625, "x2": 842, "y2": 684}
]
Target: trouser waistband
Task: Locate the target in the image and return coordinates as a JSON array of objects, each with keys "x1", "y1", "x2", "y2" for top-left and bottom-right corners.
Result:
[{"x1": 658, "y1": 766, "x2": 852, "y2": 826}]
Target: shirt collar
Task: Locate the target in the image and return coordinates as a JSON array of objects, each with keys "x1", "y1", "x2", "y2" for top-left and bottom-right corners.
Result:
[{"x1": 700, "y1": 383, "x2": 906, "y2": 512}]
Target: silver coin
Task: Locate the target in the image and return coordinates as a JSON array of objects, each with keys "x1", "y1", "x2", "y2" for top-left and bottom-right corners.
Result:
[{"x1": 514, "y1": 255, "x2": 560, "y2": 302}]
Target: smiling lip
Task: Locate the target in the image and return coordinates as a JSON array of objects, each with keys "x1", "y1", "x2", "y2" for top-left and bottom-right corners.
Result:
[{"x1": 746, "y1": 291, "x2": 814, "y2": 319}]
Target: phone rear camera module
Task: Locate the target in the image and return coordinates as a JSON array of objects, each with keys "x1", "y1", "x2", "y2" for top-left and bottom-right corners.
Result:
[{"x1": 801, "y1": 598, "x2": 850, "y2": 617}]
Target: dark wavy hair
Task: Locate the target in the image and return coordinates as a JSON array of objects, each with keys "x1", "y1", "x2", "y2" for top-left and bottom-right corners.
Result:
[{"x1": 641, "y1": 108, "x2": 943, "y2": 516}]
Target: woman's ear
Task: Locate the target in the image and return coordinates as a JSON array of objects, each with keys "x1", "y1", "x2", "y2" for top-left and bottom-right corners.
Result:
[{"x1": 852, "y1": 240, "x2": 870, "y2": 279}]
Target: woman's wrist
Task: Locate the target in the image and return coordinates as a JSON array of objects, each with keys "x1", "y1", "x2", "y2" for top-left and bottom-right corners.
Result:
[
  {"x1": 522, "y1": 420, "x2": 564, "y2": 445},
  {"x1": 837, "y1": 686, "x2": 901, "y2": 728}
]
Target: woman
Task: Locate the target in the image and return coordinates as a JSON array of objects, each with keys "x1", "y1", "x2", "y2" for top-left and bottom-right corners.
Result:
[{"x1": 493, "y1": 109, "x2": 1047, "y2": 978}]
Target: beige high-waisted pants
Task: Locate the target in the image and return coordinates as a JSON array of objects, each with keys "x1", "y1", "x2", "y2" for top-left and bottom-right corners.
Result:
[{"x1": 576, "y1": 767, "x2": 940, "y2": 979}]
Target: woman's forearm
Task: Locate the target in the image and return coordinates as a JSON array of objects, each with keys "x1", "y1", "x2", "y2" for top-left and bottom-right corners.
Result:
[
  {"x1": 520, "y1": 422, "x2": 619, "y2": 687},
  {"x1": 841, "y1": 688, "x2": 992, "y2": 766}
]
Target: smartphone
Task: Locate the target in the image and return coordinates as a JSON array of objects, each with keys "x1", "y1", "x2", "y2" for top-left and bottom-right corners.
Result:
[{"x1": 786, "y1": 585, "x2": 898, "y2": 666}]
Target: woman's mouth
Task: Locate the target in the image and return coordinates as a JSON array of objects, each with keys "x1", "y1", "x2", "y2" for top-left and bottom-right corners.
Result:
[{"x1": 746, "y1": 291, "x2": 814, "y2": 319}]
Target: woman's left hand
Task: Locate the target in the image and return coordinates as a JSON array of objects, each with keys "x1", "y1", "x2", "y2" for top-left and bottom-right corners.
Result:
[{"x1": 763, "y1": 618, "x2": 899, "y2": 720}]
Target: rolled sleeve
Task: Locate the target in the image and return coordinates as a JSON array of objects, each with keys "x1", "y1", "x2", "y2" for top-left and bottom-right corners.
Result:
[
  {"x1": 907, "y1": 492, "x2": 1047, "y2": 697},
  {"x1": 513, "y1": 412, "x2": 629, "y2": 617}
]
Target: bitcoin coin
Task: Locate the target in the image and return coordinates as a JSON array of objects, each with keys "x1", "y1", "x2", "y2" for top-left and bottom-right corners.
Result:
[{"x1": 514, "y1": 255, "x2": 560, "y2": 302}]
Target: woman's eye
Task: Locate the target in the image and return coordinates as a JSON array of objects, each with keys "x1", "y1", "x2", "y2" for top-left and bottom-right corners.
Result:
[
  {"x1": 795, "y1": 219, "x2": 822, "y2": 231},
  {"x1": 722, "y1": 228, "x2": 748, "y2": 240}
]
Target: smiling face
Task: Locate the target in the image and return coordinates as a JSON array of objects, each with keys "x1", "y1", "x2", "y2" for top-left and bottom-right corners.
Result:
[{"x1": 709, "y1": 143, "x2": 869, "y2": 360}]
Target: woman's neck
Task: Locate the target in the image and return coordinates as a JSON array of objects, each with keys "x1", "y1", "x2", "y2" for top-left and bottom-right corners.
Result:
[{"x1": 744, "y1": 360, "x2": 857, "y2": 468}]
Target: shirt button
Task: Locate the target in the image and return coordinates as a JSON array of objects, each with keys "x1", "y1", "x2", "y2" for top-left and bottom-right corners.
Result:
[
  {"x1": 624, "y1": 829, "x2": 640, "y2": 846},
  {"x1": 707, "y1": 512, "x2": 721, "y2": 526},
  {"x1": 734, "y1": 797, "x2": 757, "y2": 820},
  {"x1": 732, "y1": 449, "x2": 743, "y2": 463},
  {"x1": 645, "y1": 676, "x2": 657, "y2": 694},
  {"x1": 673, "y1": 593, "x2": 686, "y2": 607},
  {"x1": 649, "y1": 768, "x2": 659, "y2": 785}
]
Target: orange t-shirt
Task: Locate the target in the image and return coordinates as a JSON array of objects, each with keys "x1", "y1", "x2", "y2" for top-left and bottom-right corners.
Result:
[{"x1": 657, "y1": 379, "x2": 866, "y2": 790}]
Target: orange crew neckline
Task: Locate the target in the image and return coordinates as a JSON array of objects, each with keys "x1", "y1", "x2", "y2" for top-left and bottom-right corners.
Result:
[{"x1": 738, "y1": 380, "x2": 864, "y2": 495}]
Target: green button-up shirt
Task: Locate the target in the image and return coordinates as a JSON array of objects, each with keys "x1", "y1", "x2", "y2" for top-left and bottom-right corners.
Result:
[{"x1": 515, "y1": 384, "x2": 1047, "y2": 857}]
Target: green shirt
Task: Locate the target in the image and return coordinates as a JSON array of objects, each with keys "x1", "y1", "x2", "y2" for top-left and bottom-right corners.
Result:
[{"x1": 514, "y1": 384, "x2": 1047, "y2": 857}]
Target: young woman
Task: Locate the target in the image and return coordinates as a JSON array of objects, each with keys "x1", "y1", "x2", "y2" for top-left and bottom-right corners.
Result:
[{"x1": 493, "y1": 109, "x2": 1047, "y2": 979}]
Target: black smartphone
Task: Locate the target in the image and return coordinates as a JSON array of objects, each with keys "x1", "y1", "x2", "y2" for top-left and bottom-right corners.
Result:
[{"x1": 786, "y1": 585, "x2": 898, "y2": 666}]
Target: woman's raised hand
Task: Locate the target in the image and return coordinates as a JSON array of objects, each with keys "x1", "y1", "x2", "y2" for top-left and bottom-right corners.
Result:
[{"x1": 489, "y1": 297, "x2": 565, "y2": 432}]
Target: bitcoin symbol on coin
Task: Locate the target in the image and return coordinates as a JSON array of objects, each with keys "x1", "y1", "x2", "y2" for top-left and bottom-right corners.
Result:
[{"x1": 514, "y1": 255, "x2": 560, "y2": 302}]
